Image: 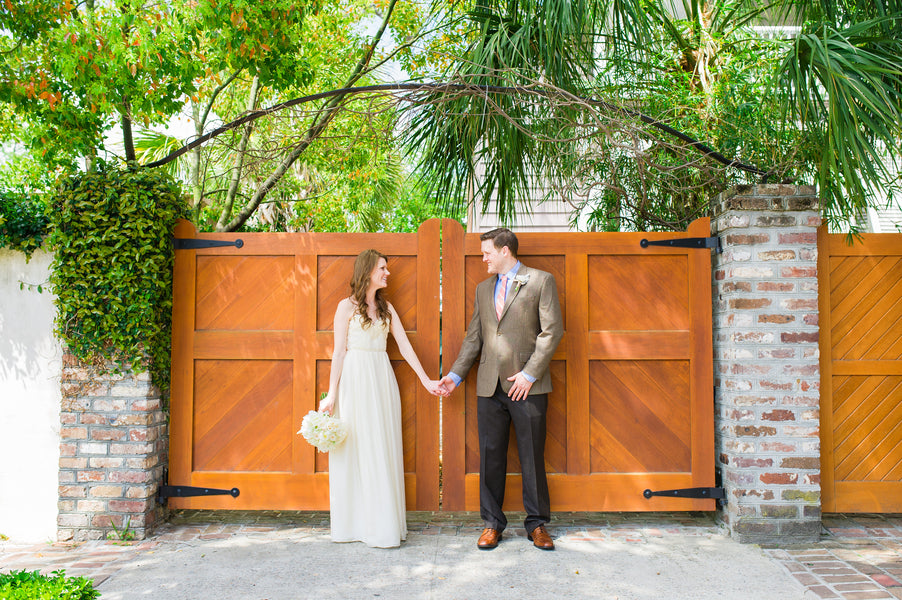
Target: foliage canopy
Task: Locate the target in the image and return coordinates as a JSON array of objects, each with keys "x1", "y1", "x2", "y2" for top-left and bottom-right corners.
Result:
[{"x1": 403, "y1": 0, "x2": 902, "y2": 231}]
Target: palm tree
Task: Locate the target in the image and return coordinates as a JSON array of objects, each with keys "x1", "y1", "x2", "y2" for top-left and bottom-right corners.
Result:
[{"x1": 404, "y1": 0, "x2": 902, "y2": 230}]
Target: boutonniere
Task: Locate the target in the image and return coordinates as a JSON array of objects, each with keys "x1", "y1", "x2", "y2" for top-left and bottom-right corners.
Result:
[{"x1": 513, "y1": 274, "x2": 529, "y2": 289}]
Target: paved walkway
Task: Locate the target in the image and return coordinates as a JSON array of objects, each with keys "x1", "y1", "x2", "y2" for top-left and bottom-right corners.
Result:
[
  {"x1": 1, "y1": 512, "x2": 900, "y2": 599},
  {"x1": 763, "y1": 514, "x2": 902, "y2": 599}
]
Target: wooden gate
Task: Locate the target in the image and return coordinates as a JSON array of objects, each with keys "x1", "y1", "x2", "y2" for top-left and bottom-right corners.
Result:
[
  {"x1": 168, "y1": 220, "x2": 441, "y2": 510},
  {"x1": 440, "y1": 218, "x2": 716, "y2": 511},
  {"x1": 818, "y1": 228, "x2": 902, "y2": 512},
  {"x1": 169, "y1": 218, "x2": 715, "y2": 512}
]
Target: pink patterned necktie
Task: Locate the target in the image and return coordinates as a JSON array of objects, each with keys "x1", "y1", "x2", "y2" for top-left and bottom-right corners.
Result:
[{"x1": 495, "y1": 275, "x2": 508, "y2": 320}]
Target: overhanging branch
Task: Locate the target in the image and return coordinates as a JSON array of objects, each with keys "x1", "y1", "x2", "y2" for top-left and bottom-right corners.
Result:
[{"x1": 143, "y1": 82, "x2": 770, "y2": 178}]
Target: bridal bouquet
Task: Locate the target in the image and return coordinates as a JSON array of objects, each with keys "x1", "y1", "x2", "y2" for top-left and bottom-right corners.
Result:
[{"x1": 299, "y1": 410, "x2": 348, "y2": 453}]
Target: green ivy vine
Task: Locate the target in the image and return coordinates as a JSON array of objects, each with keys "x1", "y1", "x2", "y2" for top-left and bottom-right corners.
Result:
[
  {"x1": 0, "y1": 191, "x2": 50, "y2": 257},
  {"x1": 47, "y1": 162, "x2": 187, "y2": 395}
]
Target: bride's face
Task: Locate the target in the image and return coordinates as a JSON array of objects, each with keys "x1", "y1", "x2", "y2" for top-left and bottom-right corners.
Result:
[{"x1": 369, "y1": 257, "x2": 390, "y2": 291}]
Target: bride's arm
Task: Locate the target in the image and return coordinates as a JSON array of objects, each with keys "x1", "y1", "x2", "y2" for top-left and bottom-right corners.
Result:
[
  {"x1": 320, "y1": 299, "x2": 353, "y2": 414},
  {"x1": 388, "y1": 303, "x2": 445, "y2": 396}
]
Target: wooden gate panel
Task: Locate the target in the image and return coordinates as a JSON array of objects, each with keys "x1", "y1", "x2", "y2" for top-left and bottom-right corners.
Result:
[
  {"x1": 441, "y1": 218, "x2": 714, "y2": 512},
  {"x1": 192, "y1": 360, "x2": 293, "y2": 472},
  {"x1": 170, "y1": 221, "x2": 441, "y2": 510},
  {"x1": 172, "y1": 217, "x2": 714, "y2": 513},
  {"x1": 544, "y1": 362, "x2": 568, "y2": 474},
  {"x1": 590, "y1": 360, "x2": 691, "y2": 473},
  {"x1": 588, "y1": 256, "x2": 689, "y2": 330},
  {"x1": 819, "y1": 229, "x2": 902, "y2": 512}
]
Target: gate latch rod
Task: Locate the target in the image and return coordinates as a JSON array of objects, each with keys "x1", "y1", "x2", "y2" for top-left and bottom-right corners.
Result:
[{"x1": 640, "y1": 236, "x2": 722, "y2": 253}]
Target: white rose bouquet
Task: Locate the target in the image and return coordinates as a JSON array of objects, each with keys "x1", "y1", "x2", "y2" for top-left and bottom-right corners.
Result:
[{"x1": 298, "y1": 410, "x2": 348, "y2": 452}]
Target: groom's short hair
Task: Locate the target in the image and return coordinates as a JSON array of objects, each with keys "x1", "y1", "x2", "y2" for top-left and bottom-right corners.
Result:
[{"x1": 481, "y1": 228, "x2": 518, "y2": 258}]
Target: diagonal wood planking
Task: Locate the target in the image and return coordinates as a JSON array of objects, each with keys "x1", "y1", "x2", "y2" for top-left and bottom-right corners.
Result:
[
  {"x1": 821, "y1": 229, "x2": 902, "y2": 512},
  {"x1": 588, "y1": 255, "x2": 689, "y2": 331},
  {"x1": 830, "y1": 256, "x2": 902, "y2": 360},
  {"x1": 192, "y1": 360, "x2": 293, "y2": 472},
  {"x1": 195, "y1": 256, "x2": 295, "y2": 331},
  {"x1": 589, "y1": 360, "x2": 691, "y2": 473},
  {"x1": 833, "y1": 375, "x2": 902, "y2": 481}
]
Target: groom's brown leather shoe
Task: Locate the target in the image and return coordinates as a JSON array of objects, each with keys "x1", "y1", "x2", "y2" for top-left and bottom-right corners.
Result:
[
  {"x1": 528, "y1": 525, "x2": 554, "y2": 550},
  {"x1": 477, "y1": 528, "x2": 502, "y2": 549}
]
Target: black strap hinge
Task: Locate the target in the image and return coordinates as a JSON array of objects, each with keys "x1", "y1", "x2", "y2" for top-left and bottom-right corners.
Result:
[
  {"x1": 643, "y1": 487, "x2": 725, "y2": 500},
  {"x1": 157, "y1": 485, "x2": 240, "y2": 505},
  {"x1": 173, "y1": 238, "x2": 244, "y2": 250},
  {"x1": 156, "y1": 468, "x2": 240, "y2": 505},
  {"x1": 640, "y1": 236, "x2": 721, "y2": 253}
]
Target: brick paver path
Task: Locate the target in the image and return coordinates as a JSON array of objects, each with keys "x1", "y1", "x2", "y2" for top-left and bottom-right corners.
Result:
[{"x1": 764, "y1": 515, "x2": 902, "y2": 599}]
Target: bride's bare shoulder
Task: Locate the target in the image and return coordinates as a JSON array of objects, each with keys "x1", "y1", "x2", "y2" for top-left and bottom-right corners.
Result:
[{"x1": 335, "y1": 297, "x2": 355, "y2": 315}]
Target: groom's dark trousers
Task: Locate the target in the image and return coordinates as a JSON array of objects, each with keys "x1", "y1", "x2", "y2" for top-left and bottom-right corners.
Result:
[{"x1": 478, "y1": 382, "x2": 550, "y2": 533}]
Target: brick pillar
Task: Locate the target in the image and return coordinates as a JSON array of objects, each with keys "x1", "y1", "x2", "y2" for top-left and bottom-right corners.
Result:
[
  {"x1": 58, "y1": 354, "x2": 168, "y2": 541},
  {"x1": 711, "y1": 184, "x2": 821, "y2": 544}
]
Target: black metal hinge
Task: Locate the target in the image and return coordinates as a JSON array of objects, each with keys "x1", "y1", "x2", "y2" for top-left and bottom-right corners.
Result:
[
  {"x1": 157, "y1": 470, "x2": 240, "y2": 505},
  {"x1": 158, "y1": 485, "x2": 240, "y2": 505},
  {"x1": 173, "y1": 238, "x2": 244, "y2": 250},
  {"x1": 640, "y1": 236, "x2": 722, "y2": 253},
  {"x1": 643, "y1": 487, "x2": 725, "y2": 502}
]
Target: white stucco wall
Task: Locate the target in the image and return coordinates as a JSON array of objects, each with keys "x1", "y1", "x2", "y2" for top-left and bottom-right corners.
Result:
[{"x1": 0, "y1": 248, "x2": 60, "y2": 542}]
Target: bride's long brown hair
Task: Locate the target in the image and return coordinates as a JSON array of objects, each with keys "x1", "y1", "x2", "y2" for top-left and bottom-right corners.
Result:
[{"x1": 350, "y1": 249, "x2": 392, "y2": 328}]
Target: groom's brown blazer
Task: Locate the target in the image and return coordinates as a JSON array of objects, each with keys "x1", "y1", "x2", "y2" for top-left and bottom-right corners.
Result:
[{"x1": 449, "y1": 264, "x2": 564, "y2": 396}]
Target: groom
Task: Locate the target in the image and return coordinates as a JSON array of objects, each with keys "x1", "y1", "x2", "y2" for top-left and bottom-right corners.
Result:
[{"x1": 439, "y1": 228, "x2": 563, "y2": 551}]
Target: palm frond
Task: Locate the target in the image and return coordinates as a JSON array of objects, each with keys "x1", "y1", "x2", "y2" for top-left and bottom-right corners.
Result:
[
  {"x1": 404, "y1": 0, "x2": 607, "y2": 224},
  {"x1": 135, "y1": 130, "x2": 189, "y2": 180},
  {"x1": 778, "y1": 15, "x2": 902, "y2": 227}
]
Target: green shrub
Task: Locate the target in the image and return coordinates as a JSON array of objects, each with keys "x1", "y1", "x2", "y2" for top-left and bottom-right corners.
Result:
[
  {"x1": 0, "y1": 191, "x2": 50, "y2": 257},
  {"x1": 47, "y1": 161, "x2": 187, "y2": 395},
  {"x1": 0, "y1": 569, "x2": 99, "y2": 600}
]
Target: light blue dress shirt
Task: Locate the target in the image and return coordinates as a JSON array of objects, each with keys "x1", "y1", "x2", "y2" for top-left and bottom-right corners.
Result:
[{"x1": 447, "y1": 261, "x2": 536, "y2": 388}]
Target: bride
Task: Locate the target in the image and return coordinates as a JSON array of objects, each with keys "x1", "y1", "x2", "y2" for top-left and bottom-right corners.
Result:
[{"x1": 319, "y1": 249, "x2": 445, "y2": 548}]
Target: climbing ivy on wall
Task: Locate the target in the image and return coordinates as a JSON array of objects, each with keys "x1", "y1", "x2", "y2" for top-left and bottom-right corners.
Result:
[
  {"x1": 0, "y1": 192, "x2": 49, "y2": 257},
  {"x1": 47, "y1": 162, "x2": 187, "y2": 394}
]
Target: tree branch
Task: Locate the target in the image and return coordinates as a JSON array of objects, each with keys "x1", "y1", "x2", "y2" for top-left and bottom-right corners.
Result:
[
  {"x1": 220, "y1": 0, "x2": 401, "y2": 231},
  {"x1": 144, "y1": 81, "x2": 770, "y2": 178},
  {"x1": 215, "y1": 75, "x2": 260, "y2": 231},
  {"x1": 201, "y1": 69, "x2": 243, "y2": 129}
]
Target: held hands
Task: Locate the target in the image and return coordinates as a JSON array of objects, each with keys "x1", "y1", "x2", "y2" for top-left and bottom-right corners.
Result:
[
  {"x1": 437, "y1": 375, "x2": 457, "y2": 397},
  {"x1": 423, "y1": 379, "x2": 450, "y2": 397},
  {"x1": 506, "y1": 371, "x2": 534, "y2": 402},
  {"x1": 318, "y1": 392, "x2": 336, "y2": 415}
]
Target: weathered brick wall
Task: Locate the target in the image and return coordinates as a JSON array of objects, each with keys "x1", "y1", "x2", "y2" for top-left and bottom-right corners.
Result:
[
  {"x1": 711, "y1": 184, "x2": 822, "y2": 544},
  {"x1": 58, "y1": 354, "x2": 168, "y2": 541}
]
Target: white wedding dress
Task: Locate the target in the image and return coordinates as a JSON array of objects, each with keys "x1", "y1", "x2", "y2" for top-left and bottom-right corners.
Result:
[{"x1": 328, "y1": 313, "x2": 407, "y2": 548}]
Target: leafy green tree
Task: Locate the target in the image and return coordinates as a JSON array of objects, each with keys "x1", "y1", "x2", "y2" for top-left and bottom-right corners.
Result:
[
  {"x1": 403, "y1": 0, "x2": 607, "y2": 224},
  {"x1": 135, "y1": 0, "x2": 458, "y2": 233},
  {"x1": 0, "y1": 0, "x2": 315, "y2": 170}
]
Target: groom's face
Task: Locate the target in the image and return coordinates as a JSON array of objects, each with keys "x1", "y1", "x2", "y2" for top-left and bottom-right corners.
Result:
[{"x1": 481, "y1": 239, "x2": 508, "y2": 274}]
